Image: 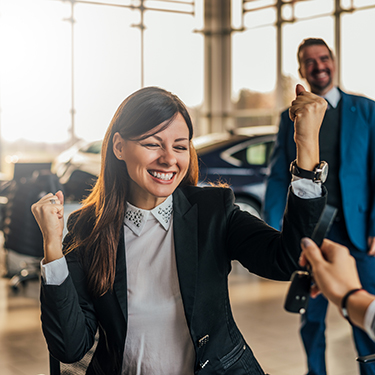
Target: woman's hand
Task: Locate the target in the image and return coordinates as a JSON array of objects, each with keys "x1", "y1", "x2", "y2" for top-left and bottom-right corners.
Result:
[
  {"x1": 31, "y1": 190, "x2": 65, "y2": 263},
  {"x1": 290, "y1": 84, "x2": 327, "y2": 171}
]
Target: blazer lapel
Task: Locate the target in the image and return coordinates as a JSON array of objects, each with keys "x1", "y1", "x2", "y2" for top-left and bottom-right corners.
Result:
[
  {"x1": 114, "y1": 225, "x2": 128, "y2": 320},
  {"x1": 173, "y1": 188, "x2": 198, "y2": 327}
]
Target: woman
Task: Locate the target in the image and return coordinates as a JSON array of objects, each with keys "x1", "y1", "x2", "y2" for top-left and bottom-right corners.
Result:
[{"x1": 33, "y1": 85, "x2": 327, "y2": 375}]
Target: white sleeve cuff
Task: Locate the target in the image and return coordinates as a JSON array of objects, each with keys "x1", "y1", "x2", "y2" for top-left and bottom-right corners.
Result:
[
  {"x1": 40, "y1": 256, "x2": 69, "y2": 285},
  {"x1": 291, "y1": 177, "x2": 322, "y2": 199},
  {"x1": 364, "y1": 300, "x2": 375, "y2": 341}
]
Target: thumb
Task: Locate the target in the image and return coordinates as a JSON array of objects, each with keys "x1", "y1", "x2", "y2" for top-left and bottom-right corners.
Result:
[
  {"x1": 56, "y1": 190, "x2": 64, "y2": 205},
  {"x1": 300, "y1": 237, "x2": 323, "y2": 266},
  {"x1": 296, "y1": 83, "x2": 306, "y2": 96}
]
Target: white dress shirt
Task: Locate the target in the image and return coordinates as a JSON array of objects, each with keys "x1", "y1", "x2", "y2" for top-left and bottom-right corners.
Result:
[
  {"x1": 121, "y1": 196, "x2": 195, "y2": 374},
  {"x1": 323, "y1": 86, "x2": 341, "y2": 109}
]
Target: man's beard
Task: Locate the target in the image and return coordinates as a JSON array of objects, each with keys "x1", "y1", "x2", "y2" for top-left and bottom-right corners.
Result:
[{"x1": 310, "y1": 69, "x2": 332, "y2": 93}]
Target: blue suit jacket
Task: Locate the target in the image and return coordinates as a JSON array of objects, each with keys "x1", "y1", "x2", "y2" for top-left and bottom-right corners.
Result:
[{"x1": 263, "y1": 89, "x2": 375, "y2": 251}]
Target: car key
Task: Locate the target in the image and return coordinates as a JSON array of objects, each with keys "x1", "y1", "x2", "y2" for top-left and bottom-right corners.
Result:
[{"x1": 284, "y1": 205, "x2": 337, "y2": 314}]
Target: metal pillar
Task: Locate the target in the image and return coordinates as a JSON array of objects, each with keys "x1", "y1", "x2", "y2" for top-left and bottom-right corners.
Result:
[
  {"x1": 63, "y1": 0, "x2": 77, "y2": 146},
  {"x1": 201, "y1": 0, "x2": 233, "y2": 134},
  {"x1": 275, "y1": 0, "x2": 283, "y2": 112},
  {"x1": 334, "y1": 0, "x2": 342, "y2": 88}
]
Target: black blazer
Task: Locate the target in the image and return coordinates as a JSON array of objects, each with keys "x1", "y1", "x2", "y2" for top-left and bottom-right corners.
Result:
[{"x1": 41, "y1": 186, "x2": 326, "y2": 375}]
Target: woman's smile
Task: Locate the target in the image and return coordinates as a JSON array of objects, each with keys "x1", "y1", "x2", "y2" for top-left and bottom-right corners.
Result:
[{"x1": 148, "y1": 170, "x2": 176, "y2": 182}]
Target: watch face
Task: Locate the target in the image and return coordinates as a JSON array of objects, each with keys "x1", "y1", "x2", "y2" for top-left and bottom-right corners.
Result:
[{"x1": 317, "y1": 162, "x2": 329, "y2": 183}]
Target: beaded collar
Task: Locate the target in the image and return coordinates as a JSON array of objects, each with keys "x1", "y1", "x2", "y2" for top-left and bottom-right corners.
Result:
[{"x1": 124, "y1": 195, "x2": 173, "y2": 236}]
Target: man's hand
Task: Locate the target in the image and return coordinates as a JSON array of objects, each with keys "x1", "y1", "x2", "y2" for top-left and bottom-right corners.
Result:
[{"x1": 299, "y1": 238, "x2": 361, "y2": 305}]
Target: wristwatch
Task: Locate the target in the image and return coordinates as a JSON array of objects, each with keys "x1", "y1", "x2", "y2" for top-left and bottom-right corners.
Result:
[{"x1": 290, "y1": 160, "x2": 328, "y2": 183}]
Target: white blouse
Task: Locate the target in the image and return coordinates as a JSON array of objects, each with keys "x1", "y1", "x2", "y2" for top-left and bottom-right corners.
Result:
[{"x1": 122, "y1": 196, "x2": 195, "y2": 374}]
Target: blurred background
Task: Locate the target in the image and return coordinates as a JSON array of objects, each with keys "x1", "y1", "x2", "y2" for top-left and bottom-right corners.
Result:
[
  {"x1": 0, "y1": 1, "x2": 374, "y2": 374},
  {"x1": 0, "y1": 0, "x2": 374, "y2": 175}
]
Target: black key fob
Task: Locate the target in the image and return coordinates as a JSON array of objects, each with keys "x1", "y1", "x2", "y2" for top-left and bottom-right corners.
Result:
[{"x1": 284, "y1": 270, "x2": 311, "y2": 314}]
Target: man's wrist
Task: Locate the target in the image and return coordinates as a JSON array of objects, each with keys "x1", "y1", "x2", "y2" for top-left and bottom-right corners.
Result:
[{"x1": 341, "y1": 288, "x2": 364, "y2": 323}]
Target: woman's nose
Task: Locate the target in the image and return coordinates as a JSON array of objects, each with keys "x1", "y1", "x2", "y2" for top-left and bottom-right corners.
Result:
[{"x1": 159, "y1": 148, "x2": 177, "y2": 166}]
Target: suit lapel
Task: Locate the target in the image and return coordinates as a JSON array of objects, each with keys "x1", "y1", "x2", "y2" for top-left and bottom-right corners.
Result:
[
  {"x1": 173, "y1": 188, "x2": 198, "y2": 327},
  {"x1": 340, "y1": 92, "x2": 359, "y2": 163}
]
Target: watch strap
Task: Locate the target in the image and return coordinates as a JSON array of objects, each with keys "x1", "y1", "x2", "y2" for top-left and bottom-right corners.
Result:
[
  {"x1": 290, "y1": 160, "x2": 316, "y2": 180},
  {"x1": 341, "y1": 288, "x2": 364, "y2": 324}
]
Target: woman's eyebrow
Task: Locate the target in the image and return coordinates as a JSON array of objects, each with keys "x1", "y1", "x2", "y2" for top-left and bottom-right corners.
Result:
[{"x1": 151, "y1": 135, "x2": 188, "y2": 142}]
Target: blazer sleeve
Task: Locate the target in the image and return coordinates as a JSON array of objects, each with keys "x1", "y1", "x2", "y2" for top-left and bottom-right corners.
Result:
[
  {"x1": 263, "y1": 110, "x2": 295, "y2": 230},
  {"x1": 368, "y1": 100, "x2": 375, "y2": 238},
  {"x1": 227, "y1": 185, "x2": 327, "y2": 281},
  {"x1": 40, "y1": 240, "x2": 98, "y2": 364}
]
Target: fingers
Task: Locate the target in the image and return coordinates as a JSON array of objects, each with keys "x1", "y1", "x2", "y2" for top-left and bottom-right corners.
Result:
[
  {"x1": 289, "y1": 84, "x2": 327, "y2": 122},
  {"x1": 32, "y1": 192, "x2": 65, "y2": 221},
  {"x1": 56, "y1": 190, "x2": 64, "y2": 205},
  {"x1": 300, "y1": 237, "x2": 324, "y2": 268},
  {"x1": 310, "y1": 284, "x2": 322, "y2": 298},
  {"x1": 44, "y1": 192, "x2": 63, "y2": 205},
  {"x1": 300, "y1": 238, "x2": 349, "y2": 266},
  {"x1": 368, "y1": 237, "x2": 375, "y2": 256}
]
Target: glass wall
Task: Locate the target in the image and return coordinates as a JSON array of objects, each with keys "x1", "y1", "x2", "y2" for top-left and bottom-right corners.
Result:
[
  {"x1": 341, "y1": 8, "x2": 375, "y2": 99},
  {"x1": 0, "y1": 0, "x2": 202, "y2": 149},
  {"x1": 232, "y1": 0, "x2": 375, "y2": 128},
  {"x1": 1, "y1": 0, "x2": 375, "y2": 150}
]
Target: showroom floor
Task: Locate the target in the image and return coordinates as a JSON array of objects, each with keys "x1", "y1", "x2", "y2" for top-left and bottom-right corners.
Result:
[{"x1": 0, "y1": 258, "x2": 364, "y2": 375}]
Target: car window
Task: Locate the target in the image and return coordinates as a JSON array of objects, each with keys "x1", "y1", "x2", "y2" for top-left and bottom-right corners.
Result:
[{"x1": 231, "y1": 141, "x2": 274, "y2": 166}]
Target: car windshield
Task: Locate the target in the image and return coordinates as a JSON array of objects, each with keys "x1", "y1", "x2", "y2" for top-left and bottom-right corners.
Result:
[{"x1": 81, "y1": 141, "x2": 102, "y2": 154}]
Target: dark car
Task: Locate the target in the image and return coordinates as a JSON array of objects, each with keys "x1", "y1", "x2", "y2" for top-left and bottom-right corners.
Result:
[
  {"x1": 53, "y1": 126, "x2": 277, "y2": 215},
  {"x1": 52, "y1": 140, "x2": 101, "y2": 201},
  {"x1": 194, "y1": 125, "x2": 277, "y2": 217}
]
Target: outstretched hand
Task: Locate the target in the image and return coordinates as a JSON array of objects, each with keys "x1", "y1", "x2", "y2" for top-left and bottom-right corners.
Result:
[
  {"x1": 289, "y1": 84, "x2": 327, "y2": 171},
  {"x1": 31, "y1": 190, "x2": 65, "y2": 263},
  {"x1": 299, "y1": 238, "x2": 361, "y2": 305}
]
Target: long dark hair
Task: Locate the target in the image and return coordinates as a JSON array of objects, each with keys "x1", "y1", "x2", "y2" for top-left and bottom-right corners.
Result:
[{"x1": 66, "y1": 87, "x2": 199, "y2": 297}]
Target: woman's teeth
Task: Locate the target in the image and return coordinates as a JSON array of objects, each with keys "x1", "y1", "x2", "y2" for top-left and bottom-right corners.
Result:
[{"x1": 150, "y1": 171, "x2": 174, "y2": 180}]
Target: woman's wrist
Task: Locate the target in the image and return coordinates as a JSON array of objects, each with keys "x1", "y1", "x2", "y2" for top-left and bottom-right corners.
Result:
[
  {"x1": 43, "y1": 239, "x2": 64, "y2": 264},
  {"x1": 296, "y1": 144, "x2": 319, "y2": 171}
]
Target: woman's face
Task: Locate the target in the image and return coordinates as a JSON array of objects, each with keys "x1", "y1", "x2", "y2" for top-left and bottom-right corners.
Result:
[{"x1": 113, "y1": 113, "x2": 190, "y2": 210}]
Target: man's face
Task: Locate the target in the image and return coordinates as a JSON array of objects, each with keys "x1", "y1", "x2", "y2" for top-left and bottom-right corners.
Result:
[{"x1": 298, "y1": 44, "x2": 336, "y2": 96}]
